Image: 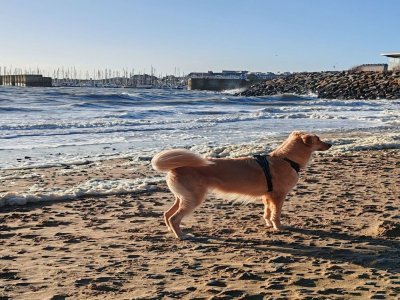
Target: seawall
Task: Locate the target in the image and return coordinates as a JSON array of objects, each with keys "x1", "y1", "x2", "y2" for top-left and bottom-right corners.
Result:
[
  {"x1": 238, "y1": 71, "x2": 400, "y2": 100},
  {"x1": 188, "y1": 78, "x2": 257, "y2": 91},
  {"x1": 0, "y1": 75, "x2": 52, "y2": 87}
]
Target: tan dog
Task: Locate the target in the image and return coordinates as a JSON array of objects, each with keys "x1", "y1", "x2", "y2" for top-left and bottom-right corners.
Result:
[{"x1": 151, "y1": 131, "x2": 331, "y2": 239}]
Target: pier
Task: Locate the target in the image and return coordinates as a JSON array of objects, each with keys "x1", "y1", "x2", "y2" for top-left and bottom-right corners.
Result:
[
  {"x1": 187, "y1": 70, "x2": 278, "y2": 91},
  {"x1": 0, "y1": 75, "x2": 52, "y2": 87}
]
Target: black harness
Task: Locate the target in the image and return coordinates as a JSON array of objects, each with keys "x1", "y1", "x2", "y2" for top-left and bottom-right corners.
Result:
[
  {"x1": 253, "y1": 155, "x2": 300, "y2": 192},
  {"x1": 283, "y1": 157, "x2": 300, "y2": 174}
]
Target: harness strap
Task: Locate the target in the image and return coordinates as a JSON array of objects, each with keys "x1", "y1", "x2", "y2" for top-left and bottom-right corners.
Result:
[
  {"x1": 253, "y1": 155, "x2": 301, "y2": 193},
  {"x1": 253, "y1": 155, "x2": 273, "y2": 192},
  {"x1": 283, "y1": 158, "x2": 300, "y2": 174}
]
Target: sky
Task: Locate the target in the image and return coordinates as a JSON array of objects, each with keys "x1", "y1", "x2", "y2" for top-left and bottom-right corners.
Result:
[{"x1": 1, "y1": 0, "x2": 399, "y2": 76}]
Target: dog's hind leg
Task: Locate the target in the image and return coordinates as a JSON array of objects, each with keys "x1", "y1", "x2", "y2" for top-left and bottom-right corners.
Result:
[
  {"x1": 269, "y1": 196, "x2": 285, "y2": 231},
  {"x1": 166, "y1": 169, "x2": 207, "y2": 239},
  {"x1": 262, "y1": 196, "x2": 273, "y2": 227},
  {"x1": 169, "y1": 204, "x2": 194, "y2": 240},
  {"x1": 164, "y1": 197, "x2": 180, "y2": 232},
  {"x1": 168, "y1": 190, "x2": 206, "y2": 240}
]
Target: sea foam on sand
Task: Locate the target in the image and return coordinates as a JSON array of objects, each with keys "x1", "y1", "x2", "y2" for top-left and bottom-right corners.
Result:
[
  {"x1": 1, "y1": 131, "x2": 398, "y2": 208},
  {"x1": 0, "y1": 177, "x2": 164, "y2": 207},
  {"x1": 190, "y1": 131, "x2": 400, "y2": 158}
]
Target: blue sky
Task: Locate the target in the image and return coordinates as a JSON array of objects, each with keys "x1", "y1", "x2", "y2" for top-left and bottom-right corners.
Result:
[{"x1": 1, "y1": 0, "x2": 399, "y2": 76}]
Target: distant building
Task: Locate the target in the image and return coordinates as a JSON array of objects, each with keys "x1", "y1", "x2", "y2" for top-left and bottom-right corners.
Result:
[
  {"x1": 381, "y1": 52, "x2": 400, "y2": 71},
  {"x1": 350, "y1": 64, "x2": 388, "y2": 72},
  {"x1": 0, "y1": 74, "x2": 52, "y2": 87}
]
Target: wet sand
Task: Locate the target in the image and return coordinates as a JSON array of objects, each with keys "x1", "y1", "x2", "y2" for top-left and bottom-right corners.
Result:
[{"x1": 0, "y1": 149, "x2": 399, "y2": 299}]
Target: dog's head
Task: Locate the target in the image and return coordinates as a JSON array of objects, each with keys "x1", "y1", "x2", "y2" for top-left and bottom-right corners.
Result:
[{"x1": 291, "y1": 131, "x2": 332, "y2": 151}]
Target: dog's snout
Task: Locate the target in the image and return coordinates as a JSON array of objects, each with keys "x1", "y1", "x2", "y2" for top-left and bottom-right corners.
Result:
[{"x1": 318, "y1": 142, "x2": 332, "y2": 151}]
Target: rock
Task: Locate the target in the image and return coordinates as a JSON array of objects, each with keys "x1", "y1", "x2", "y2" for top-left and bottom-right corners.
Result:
[
  {"x1": 326, "y1": 273, "x2": 343, "y2": 280},
  {"x1": 237, "y1": 71, "x2": 400, "y2": 100},
  {"x1": 74, "y1": 278, "x2": 92, "y2": 286},
  {"x1": 267, "y1": 255, "x2": 293, "y2": 263},
  {"x1": 369, "y1": 294, "x2": 386, "y2": 299},
  {"x1": 145, "y1": 274, "x2": 164, "y2": 279},
  {"x1": 217, "y1": 290, "x2": 245, "y2": 297},
  {"x1": 165, "y1": 267, "x2": 183, "y2": 275},
  {"x1": 265, "y1": 283, "x2": 285, "y2": 290},
  {"x1": 317, "y1": 288, "x2": 344, "y2": 295},
  {"x1": 376, "y1": 220, "x2": 400, "y2": 237},
  {"x1": 292, "y1": 278, "x2": 316, "y2": 287},
  {"x1": 49, "y1": 295, "x2": 68, "y2": 300},
  {"x1": 242, "y1": 294, "x2": 266, "y2": 300},
  {"x1": 90, "y1": 284, "x2": 119, "y2": 292},
  {"x1": 236, "y1": 271, "x2": 263, "y2": 281},
  {"x1": 206, "y1": 279, "x2": 226, "y2": 287},
  {"x1": 357, "y1": 273, "x2": 370, "y2": 279}
]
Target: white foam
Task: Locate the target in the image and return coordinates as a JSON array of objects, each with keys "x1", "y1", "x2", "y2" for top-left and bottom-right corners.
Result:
[
  {"x1": 329, "y1": 132, "x2": 400, "y2": 152},
  {"x1": 0, "y1": 172, "x2": 43, "y2": 181},
  {"x1": 0, "y1": 177, "x2": 164, "y2": 207},
  {"x1": 190, "y1": 131, "x2": 400, "y2": 158},
  {"x1": 221, "y1": 88, "x2": 246, "y2": 94}
]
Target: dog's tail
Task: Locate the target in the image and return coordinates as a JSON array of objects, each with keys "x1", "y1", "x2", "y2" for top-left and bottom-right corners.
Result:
[{"x1": 151, "y1": 149, "x2": 213, "y2": 172}]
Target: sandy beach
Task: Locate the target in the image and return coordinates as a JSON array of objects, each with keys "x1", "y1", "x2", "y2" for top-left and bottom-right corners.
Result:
[{"x1": 0, "y1": 140, "x2": 399, "y2": 299}]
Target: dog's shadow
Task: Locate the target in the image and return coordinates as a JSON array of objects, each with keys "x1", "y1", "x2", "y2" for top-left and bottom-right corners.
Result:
[{"x1": 186, "y1": 226, "x2": 400, "y2": 274}]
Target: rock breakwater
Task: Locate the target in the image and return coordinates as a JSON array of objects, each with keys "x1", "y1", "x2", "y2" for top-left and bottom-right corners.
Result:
[{"x1": 238, "y1": 71, "x2": 400, "y2": 100}]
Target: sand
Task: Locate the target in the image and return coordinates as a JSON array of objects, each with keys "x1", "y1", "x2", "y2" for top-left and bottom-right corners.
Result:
[{"x1": 0, "y1": 148, "x2": 399, "y2": 299}]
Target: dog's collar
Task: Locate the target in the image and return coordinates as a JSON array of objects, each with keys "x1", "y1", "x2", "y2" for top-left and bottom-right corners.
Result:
[{"x1": 283, "y1": 157, "x2": 300, "y2": 174}]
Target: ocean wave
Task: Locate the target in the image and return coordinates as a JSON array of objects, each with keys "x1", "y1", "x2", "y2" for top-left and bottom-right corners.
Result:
[
  {"x1": 221, "y1": 88, "x2": 246, "y2": 94},
  {"x1": 268, "y1": 93, "x2": 315, "y2": 101},
  {"x1": 0, "y1": 118, "x2": 155, "y2": 131},
  {"x1": 306, "y1": 99, "x2": 384, "y2": 107},
  {"x1": 185, "y1": 110, "x2": 231, "y2": 116},
  {"x1": 1, "y1": 87, "x2": 399, "y2": 170},
  {"x1": 1, "y1": 108, "x2": 394, "y2": 142},
  {"x1": 0, "y1": 107, "x2": 41, "y2": 113}
]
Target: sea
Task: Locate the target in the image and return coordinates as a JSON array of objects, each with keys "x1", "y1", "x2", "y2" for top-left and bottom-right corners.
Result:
[{"x1": 0, "y1": 86, "x2": 399, "y2": 170}]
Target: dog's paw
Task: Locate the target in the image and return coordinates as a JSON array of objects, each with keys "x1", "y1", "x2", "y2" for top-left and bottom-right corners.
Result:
[
  {"x1": 272, "y1": 225, "x2": 283, "y2": 231},
  {"x1": 265, "y1": 219, "x2": 273, "y2": 227}
]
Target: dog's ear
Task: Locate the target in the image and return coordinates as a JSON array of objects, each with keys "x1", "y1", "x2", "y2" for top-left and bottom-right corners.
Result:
[
  {"x1": 291, "y1": 131, "x2": 302, "y2": 136},
  {"x1": 301, "y1": 134, "x2": 314, "y2": 146}
]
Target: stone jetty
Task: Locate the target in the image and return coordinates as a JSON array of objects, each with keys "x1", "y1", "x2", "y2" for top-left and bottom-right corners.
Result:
[{"x1": 238, "y1": 71, "x2": 400, "y2": 100}]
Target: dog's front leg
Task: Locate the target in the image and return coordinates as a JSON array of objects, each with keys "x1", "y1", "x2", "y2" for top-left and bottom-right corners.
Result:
[
  {"x1": 269, "y1": 195, "x2": 285, "y2": 231},
  {"x1": 262, "y1": 196, "x2": 273, "y2": 227}
]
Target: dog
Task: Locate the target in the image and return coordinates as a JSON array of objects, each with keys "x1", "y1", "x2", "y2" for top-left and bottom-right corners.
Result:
[{"x1": 151, "y1": 131, "x2": 332, "y2": 239}]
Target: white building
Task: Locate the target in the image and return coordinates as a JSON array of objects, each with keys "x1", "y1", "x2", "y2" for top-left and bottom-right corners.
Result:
[{"x1": 381, "y1": 52, "x2": 400, "y2": 71}]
